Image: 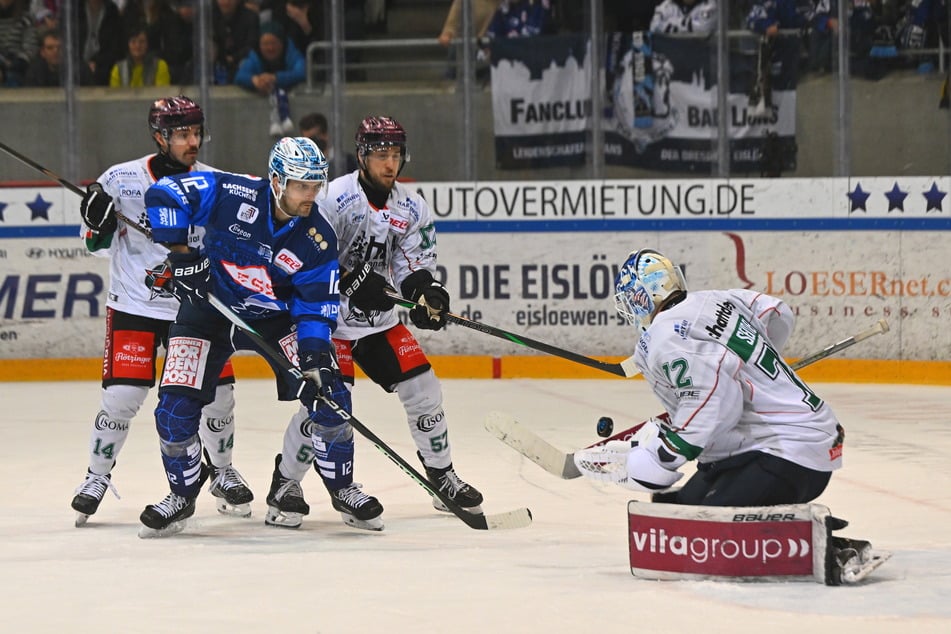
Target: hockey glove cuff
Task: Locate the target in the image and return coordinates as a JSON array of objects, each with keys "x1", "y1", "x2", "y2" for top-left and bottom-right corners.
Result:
[
  {"x1": 80, "y1": 183, "x2": 118, "y2": 235},
  {"x1": 167, "y1": 249, "x2": 211, "y2": 306},
  {"x1": 298, "y1": 338, "x2": 346, "y2": 416},
  {"x1": 340, "y1": 262, "x2": 397, "y2": 313}
]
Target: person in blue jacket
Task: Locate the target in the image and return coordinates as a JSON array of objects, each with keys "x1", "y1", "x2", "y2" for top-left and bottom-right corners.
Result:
[
  {"x1": 234, "y1": 21, "x2": 306, "y2": 136},
  {"x1": 139, "y1": 137, "x2": 383, "y2": 537}
]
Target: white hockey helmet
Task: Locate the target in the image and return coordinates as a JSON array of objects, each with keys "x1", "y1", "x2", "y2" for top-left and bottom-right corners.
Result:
[
  {"x1": 614, "y1": 249, "x2": 687, "y2": 332},
  {"x1": 268, "y1": 136, "x2": 329, "y2": 199}
]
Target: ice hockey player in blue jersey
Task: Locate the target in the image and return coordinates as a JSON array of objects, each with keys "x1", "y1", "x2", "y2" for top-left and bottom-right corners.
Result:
[{"x1": 138, "y1": 136, "x2": 383, "y2": 537}]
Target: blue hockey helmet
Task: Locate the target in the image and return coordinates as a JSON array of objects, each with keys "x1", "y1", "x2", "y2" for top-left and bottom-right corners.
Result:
[{"x1": 268, "y1": 136, "x2": 329, "y2": 199}]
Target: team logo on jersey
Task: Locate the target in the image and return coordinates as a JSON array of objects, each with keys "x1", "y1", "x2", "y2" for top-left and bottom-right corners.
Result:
[
  {"x1": 221, "y1": 261, "x2": 276, "y2": 298},
  {"x1": 278, "y1": 331, "x2": 299, "y2": 367},
  {"x1": 229, "y1": 223, "x2": 253, "y2": 240},
  {"x1": 223, "y1": 182, "x2": 260, "y2": 202},
  {"x1": 274, "y1": 248, "x2": 303, "y2": 274},
  {"x1": 388, "y1": 214, "x2": 409, "y2": 233},
  {"x1": 144, "y1": 262, "x2": 175, "y2": 299},
  {"x1": 237, "y1": 203, "x2": 259, "y2": 223},
  {"x1": 673, "y1": 319, "x2": 691, "y2": 340},
  {"x1": 306, "y1": 227, "x2": 329, "y2": 251}
]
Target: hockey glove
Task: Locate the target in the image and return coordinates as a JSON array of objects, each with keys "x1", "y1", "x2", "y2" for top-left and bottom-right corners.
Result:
[
  {"x1": 297, "y1": 339, "x2": 346, "y2": 416},
  {"x1": 402, "y1": 270, "x2": 450, "y2": 331},
  {"x1": 167, "y1": 249, "x2": 211, "y2": 306},
  {"x1": 80, "y1": 183, "x2": 118, "y2": 235},
  {"x1": 340, "y1": 262, "x2": 397, "y2": 313}
]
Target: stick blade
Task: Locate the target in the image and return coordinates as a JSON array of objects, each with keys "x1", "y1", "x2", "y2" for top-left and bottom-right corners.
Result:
[
  {"x1": 485, "y1": 411, "x2": 581, "y2": 479},
  {"x1": 485, "y1": 508, "x2": 534, "y2": 530}
]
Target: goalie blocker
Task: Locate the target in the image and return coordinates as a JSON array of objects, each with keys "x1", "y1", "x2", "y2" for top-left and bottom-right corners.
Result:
[{"x1": 627, "y1": 501, "x2": 890, "y2": 585}]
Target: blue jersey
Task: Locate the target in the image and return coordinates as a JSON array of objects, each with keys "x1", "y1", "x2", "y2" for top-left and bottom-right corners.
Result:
[{"x1": 145, "y1": 171, "x2": 340, "y2": 347}]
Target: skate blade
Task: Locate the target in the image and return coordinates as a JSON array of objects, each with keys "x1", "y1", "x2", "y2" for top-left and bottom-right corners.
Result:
[
  {"x1": 842, "y1": 551, "x2": 892, "y2": 584},
  {"x1": 137, "y1": 519, "x2": 188, "y2": 539},
  {"x1": 74, "y1": 512, "x2": 91, "y2": 527},
  {"x1": 432, "y1": 498, "x2": 483, "y2": 515},
  {"x1": 264, "y1": 508, "x2": 303, "y2": 529},
  {"x1": 340, "y1": 512, "x2": 384, "y2": 532},
  {"x1": 216, "y1": 500, "x2": 252, "y2": 518}
]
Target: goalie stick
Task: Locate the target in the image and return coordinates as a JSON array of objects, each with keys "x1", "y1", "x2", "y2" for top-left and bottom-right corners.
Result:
[
  {"x1": 386, "y1": 292, "x2": 639, "y2": 378},
  {"x1": 0, "y1": 139, "x2": 153, "y2": 238},
  {"x1": 485, "y1": 319, "x2": 890, "y2": 480},
  {"x1": 206, "y1": 294, "x2": 532, "y2": 531}
]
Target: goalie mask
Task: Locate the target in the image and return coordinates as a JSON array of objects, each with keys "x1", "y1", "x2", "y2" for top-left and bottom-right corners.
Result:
[
  {"x1": 268, "y1": 136, "x2": 329, "y2": 201},
  {"x1": 148, "y1": 96, "x2": 207, "y2": 147},
  {"x1": 614, "y1": 249, "x2": 687, "y2": 332}
]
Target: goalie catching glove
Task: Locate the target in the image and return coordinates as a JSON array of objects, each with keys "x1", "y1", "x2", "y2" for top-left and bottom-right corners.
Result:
[
  {"x1": 340, "y1": 261, "x2": 396, "y2": 313},
  {"x1": 80, "y1": 183, "x2": 118, "y2": 235},
  {"x1": 297, "y1": 339, "x2": 347, "y2": 416},
  {"x1": 401, "y1": 270, "x2": 450, "y2": 330},
  {"x1": 573, "y1": 418, "x2": 687, "y2": 492},
  {"x1": 166, "y1": 248, "x2": 211, "y2": 306}
]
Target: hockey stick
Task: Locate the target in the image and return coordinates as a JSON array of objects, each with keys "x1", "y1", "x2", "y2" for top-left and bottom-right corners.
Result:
[
  {"x1": 485, "y1": 319, "x2": 890, "y2": 480},
  {"x1": 0, "y1": 139, "x2": 153, "y2": 238},
  {"x1": 386, "y1": 292, "x2": 638, "y2": 378},
  {"x1": 206, "y1": 294, "x2": 532, "y2": 530}
]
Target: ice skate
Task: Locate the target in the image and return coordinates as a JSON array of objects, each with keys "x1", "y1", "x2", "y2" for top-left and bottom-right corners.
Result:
[
  {"x1": 265, "y1": 454, "x2": 310, "y2": 529},
  {"x1": 206, "y1": 455, "x2": 254, "y2": 518},
  {"x1": 138, "y1": 492, "x2": 197, "y2": 538},
  {"x1": 71, "y1": 469, "x2": 119, "y2": 527},
  {"x1": 329, "y1": 483, "x2": 384, "y2": 531},
  {"x1": 420, "y1": 453, "x2": 484, "y2": 514}
]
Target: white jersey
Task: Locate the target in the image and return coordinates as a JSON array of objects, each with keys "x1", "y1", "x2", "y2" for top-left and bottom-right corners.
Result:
[
  {"x1": 317, "y1": 171, "x2": 439, "y2": 340},
  {"x1": 650, "y1": 0, "x2": 718, "y2": 35},
  {"x1": 82, "y1": 154, "x2": 209, "y2": 321},
  {"x1": 634, "y1": 289, "x2": 843, "y2": 472}
]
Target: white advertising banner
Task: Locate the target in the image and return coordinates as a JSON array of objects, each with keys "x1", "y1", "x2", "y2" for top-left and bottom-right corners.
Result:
[{"x1": 1, "y1": 178, "x2": 948, "y2": 361}]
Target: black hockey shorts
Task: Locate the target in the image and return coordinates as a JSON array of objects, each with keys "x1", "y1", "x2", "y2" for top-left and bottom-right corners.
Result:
[
  {"x1": 335, "y1": 323, "x2": 432, "y2": 392},
  {"x1": 675, "y1": 451, "x2": 832, "y2": 507},
  {"x1": 158, "y1": 302, "x2": 298, "y2": 404}
]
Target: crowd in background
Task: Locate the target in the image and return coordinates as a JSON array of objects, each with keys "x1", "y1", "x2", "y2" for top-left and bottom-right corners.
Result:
[{"x1": 0, "y1": 1, "x2": 947, "y2": 90}]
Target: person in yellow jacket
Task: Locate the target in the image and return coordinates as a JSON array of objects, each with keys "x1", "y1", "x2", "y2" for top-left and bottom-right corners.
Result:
[{"x1": 110, "y1": 24, "x2": 170, "y2": 88}]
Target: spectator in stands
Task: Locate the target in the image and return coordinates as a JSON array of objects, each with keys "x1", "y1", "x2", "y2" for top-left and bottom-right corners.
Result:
[
  {"x1": 299, "y1": 111, "x2": 358, "y2": 178},
  {"x1": 22, "y1": 26, "x2": 65, "y2": 85},
  {"x1": 148, "y1": 0, "x2": 194, "y2": 85},
  {"x1": 896, "y1": 0, "x2": 948, "y2": 72},
  {"x1": 0, "y1": 0, "x2": 38, "y2": 86},
  {"x1": 485, "y1": 0, "x2": 554, "y2": 40},
  {"x1": 31, "y1": 0, "x2": 60, "y2": 30},
  {"x1": 212, "y1": 0, "x2": 258, "y2": 84},
  {"x1": 78, "y1": 0, "x2": 124, "y2": 85},
  {"x1": 650, "y1": 0, "x2": 717, "y2": 35},
  {"x1": 810, "y1": 1, "x2": 878, "y2": 75},
  {"x1": 266, "y1": 0, "x2": 367, "y2": 82},
  {"x1": 746, "y1": 0, "x2": 815, "y2": 36},
  {"x1": 438, "y1": 0, "x2": 500, "y2": 79},
  {"x1": 234, "y1": 20, "x2": 305, "y2": 136},
  {"x1": 109, "y1": 22, "x2": 171, "y2": 87}
]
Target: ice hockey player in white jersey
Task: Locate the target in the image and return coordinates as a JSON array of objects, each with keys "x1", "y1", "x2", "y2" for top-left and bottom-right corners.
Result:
[
  {"x1": 650, "y1": 0, "x2": 717, "y2": 35},
  {"x1": 573, "y1": 247, "x2": 886, "y2": 583},
  {"x1": 283, "y1": 115, "x2": 485, "y2": 515},
  {"x1": 70, "y1": 96, "x2": 253, "y2": 525}
]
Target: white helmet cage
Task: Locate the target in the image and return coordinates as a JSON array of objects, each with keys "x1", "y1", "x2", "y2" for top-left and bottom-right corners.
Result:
[
  {"x1": 267, "y1": 136, "x2": 329, "y2": 201},
  {"x1": 614, "y1": 249, "x2": 687, "y2": 332}
]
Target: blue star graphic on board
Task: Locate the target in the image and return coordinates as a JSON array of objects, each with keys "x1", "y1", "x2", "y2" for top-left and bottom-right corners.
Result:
[
  {"x1": 847, "y1": 183, "x2": 870, "y2": 212},
  {"x1": 0, "y1": 201, "x2": 6, "y2": 222},
  {"x1": 27, "y1": 194, "x2": 52, "y2": 221},
  {"x1": 884, "y1": 183, "x2": 907, "y2": 212},
  {"x1": 923, "y1": 182, "x2": 946, "y2": 212}
]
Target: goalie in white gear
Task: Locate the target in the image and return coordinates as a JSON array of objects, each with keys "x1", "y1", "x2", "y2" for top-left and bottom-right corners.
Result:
[
  {"x1": 574, "y1": 248, "x2": 843, "y2": 504},
  {"x1": 70, "y1": 96, "x2": 254, "y2": 526}
]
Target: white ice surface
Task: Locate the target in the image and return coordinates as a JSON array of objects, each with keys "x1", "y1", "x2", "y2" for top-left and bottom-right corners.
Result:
[{"x1": 1, "y1": 379, "x2": 949, "y2": 633}]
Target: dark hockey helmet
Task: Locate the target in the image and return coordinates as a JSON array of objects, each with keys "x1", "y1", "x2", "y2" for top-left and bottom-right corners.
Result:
[
  {"x1": 148, "y1": 96, "x2": 206, "y2": 146},
  {"x1": 355, "y1": 116, "x2": 410, "y2": 163}
]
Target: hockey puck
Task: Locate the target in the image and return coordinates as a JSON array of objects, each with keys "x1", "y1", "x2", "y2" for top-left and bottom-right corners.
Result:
[{"x1": 596, "y1": 416, "x2": 614, "y2": 437}]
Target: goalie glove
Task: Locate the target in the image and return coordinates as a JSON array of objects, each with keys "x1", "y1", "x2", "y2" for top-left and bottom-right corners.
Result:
[
  {"x1": 340, "y1": 261, "x2": 397, "y2": 313},
  {"x1": 297, "y1": 339, "x2": 346, "y2": 416},
  {"x1": 80, "y1": 183, "x2": 118, "y2": 235},
  {"x1": 401, "y1": 270, "x2": 450, "y2": 331}
]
